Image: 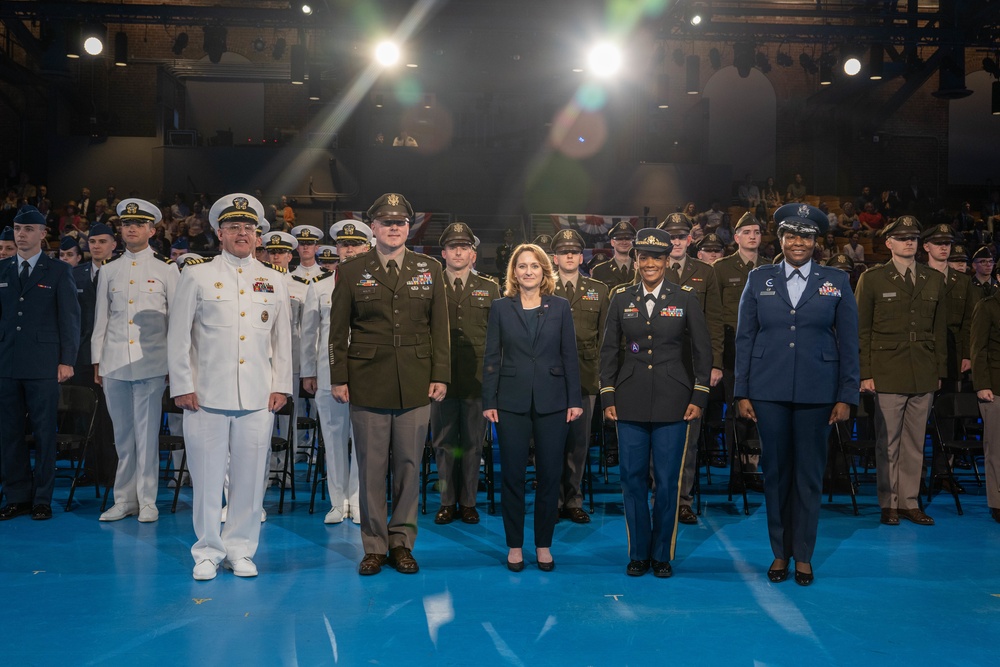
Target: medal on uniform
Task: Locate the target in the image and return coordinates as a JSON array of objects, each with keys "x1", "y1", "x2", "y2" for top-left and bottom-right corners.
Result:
[
  {"x1": 261, "y1": 310, "x2": 269, "y2": 322},
  {"x1": 661, "y1": 306, "x2": 684, "y2": 317},
  {"x1": 215, "y1": 282, "x2": 223, "y2": 289},
  {"x1": 818, "y1": 281, "x2": 841, "y2": 297}
]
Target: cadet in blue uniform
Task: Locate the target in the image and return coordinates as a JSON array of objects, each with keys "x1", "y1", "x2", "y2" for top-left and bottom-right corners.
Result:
[
  {"x1": 0, "y1": 205, "x2": 81, "y2": 520},
  {"x1": 600, "y1": 227, "x2": 712, "y2": 578},
  {"x1": 736, "y1": 203, "x2": 859, "y2": 586}
]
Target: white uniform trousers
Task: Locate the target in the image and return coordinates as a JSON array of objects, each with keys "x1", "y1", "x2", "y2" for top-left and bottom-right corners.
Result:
[
  {"x1": 315, "y1": 391, "x2": 359, "y2": 510},
  {"x1": 185, "y1": 406, "x2": 274, "y2": 564},
  {"x1": 103, "y1": 376, "x2": 166, "y2": 509}
]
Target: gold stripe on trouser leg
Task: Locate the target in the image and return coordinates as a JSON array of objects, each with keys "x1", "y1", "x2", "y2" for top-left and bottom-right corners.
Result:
[
  {"x1": 669, "y1": 422, "x2": 692, "y2": 561},
  {"x1": 617, "y1": 420, "x2": 632, "y2": 558}
]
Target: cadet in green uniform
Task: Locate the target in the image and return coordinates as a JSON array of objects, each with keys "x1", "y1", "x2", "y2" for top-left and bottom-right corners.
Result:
[
  {"x1": 656, "y1": 213, "x2": 724, "y2": 523},
  {"x1": 551, "y1": 228, "x2": 608, "y2": 523},
  {"x1": 970, "y1": 245, "x2": 998, "y2": 299},
  {"x1": 329, "y1": 193, "x2": 451, "y2": 575},
  {"x1": 432, "y1": 222, "x2": 500, "y2": 526},
  {"x1": 856, "y1": 215, "x2": 947, "y2": 526},
  {"x1": 590, "y1": 221, "x2": 636, "y2": 290},
  {"x1": 713, "y1": 212, "x2": 765, "y2": 491},
  {"x1": 695, "y1": 233, "x2": 725, "y2": 264},
  {"x1": 921, "y1": 224, "x2": 977, "y2": 493},
  {"x1": 970, "y1": 292, "x2": 1000, "y2": 523}
]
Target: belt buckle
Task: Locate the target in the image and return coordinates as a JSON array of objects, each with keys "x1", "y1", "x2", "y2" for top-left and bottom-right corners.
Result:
[
  {"x1": 909, "y1": 331, "x2": 916, "y2": 342},
  {"x1": 393, "y1": 334, "x2": 402, "y2": 347}
]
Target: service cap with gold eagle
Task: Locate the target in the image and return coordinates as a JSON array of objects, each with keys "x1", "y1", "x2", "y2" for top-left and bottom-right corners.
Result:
[
  {"x1": 657, "y1": 212, "x2": 691, "y2": 234},
  {"x1": 878, "y1": 214, "x2": 921, "y2": 239},
  {"x1": 330, "y1": 219, "x2": 372, "y2": 244},
  {"x1": 532, "y1": 233, "x2": 553, "y2": 248},
  {"x1": 632, "y1": 227, "x2": 673, "y2": 256},
  {"x1": 971, "y1": 245, "x2": 993, "y2": 262},
  {"x1": 263, "y1": 231, "x2": 297, "y2": 252},
  {"x1": 209, "y1": 192, "x2": 265, "y2": 231},
  {"x1": 291, "y1": 225, "x2": 324, "y2": 244},
  {"x1": 551, "y1": 228, "x2": 585, "y2": 253},
  {"x1": 608, "y1": 220, "x2": 636, "y2": 240},
  {"x1": 439, "y1": 222, "x2": 476, "y2": 246},
  {"x1": 919, "y1": 223, "x2": 955, "y2": 244},
  {"x1": 951, "y1": 244, "x2": 970, "y2": 262},
  {"x1": 316, "y1": 245, "x2": 339, "y2": 262},
  {"x1": 696, "y1": 232, "x2": 724, "y2": 253},
  {"x1": 117, "y1": 198, "x2": 162, "y2": 225},
  {"x1": 774, "y1": 203, "x2": 828, "y2": 236},
  {"x1": 826, "y1": 253, "x2": 855, "y2": 271},
  {"x1": 735, "y1": 211, "x2": 763, "y2": 230},
  {"x1": 366, "y1": 192, "x2": 414, "y2": 222}
]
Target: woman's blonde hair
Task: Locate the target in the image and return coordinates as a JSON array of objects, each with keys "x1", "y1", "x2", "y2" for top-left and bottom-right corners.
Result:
[{"x1": 504, "y1": 243, "x2": 556, "y2": 297}]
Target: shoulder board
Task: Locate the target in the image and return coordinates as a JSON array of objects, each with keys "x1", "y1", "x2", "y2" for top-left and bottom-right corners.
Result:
[
  {"x1": 292, "y1": 275, "x2": 310, "y2": 284},
  {"x1": 681, "y1": 285, "x2": 694, "y2": 291},
  {"x1": 339, "y1": 254, "x2": 361, "y2": 266},
  {"x1": 262, "y1": 261, "x2": 287, "y2": 274},
  {"x1": 614, "y1": 285, "x2": 629, "y2": 294},
  {"x1": 312, "y1": 271, "x2": 335, "y2": 283},
  {"x1": 183, "y1": 257, "x2": 208, "y2": 267},
  {"x1": 102, "y1": 254, "x2": 122, "y2": 265},
  {"x1": 153, "y1": 252, "x2": 174, "y2": 264},
  {"x1": 476, "y1": 274, "x2": 499, "y2": 286}
]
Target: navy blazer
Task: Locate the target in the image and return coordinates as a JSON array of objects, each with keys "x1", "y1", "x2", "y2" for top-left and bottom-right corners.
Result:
[
  {"x1": 734, "y1": 261, "x2": 860, "y2": 405},
  {"x1": 0, "y1": 253, "x2": 81, "y2": 379},
  {"x1": 482, "y1": 294, "x2": 582, "y2": 414},
  {"x1": 72, "y1": 262, "x2": 98, "y2": 366}
]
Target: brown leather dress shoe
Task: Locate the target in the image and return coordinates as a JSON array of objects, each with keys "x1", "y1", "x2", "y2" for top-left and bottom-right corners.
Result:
[
  {"x1": 459, "y1": 506, "x2": 480, "y2": 524},
  {"x1": 388, "y1": 546, "x2": 419, "y2": 574},
  {"x1": 434, "y1": 505, "x2": 456, "y2": 524},
  {"x1": 899, "y1": 508, "x2": 934, "y2": 525},
  {"x1": 0, "y1": 502, "x2": 32, "y2": 521},
  {"x1": 678, "y1": 505, "x2": 698, "y2": 525},
  {"x1": 358, "y1": 553, "x2": 387, "y2": 575},
  {"x1": 560, "y1": 507, "x2": 591, "y2": 524},
  {"x1": 880, "y1": 508, "x2": 899, "y2": 525}
]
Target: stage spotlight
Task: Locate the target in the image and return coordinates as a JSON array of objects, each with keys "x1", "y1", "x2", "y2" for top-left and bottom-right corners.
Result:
[
  {"x1": 203, "y1": 26, "x2": 226, "y2": 64},
  {"x1": 869, "y1": 44, "x2": 884, "y2": 80},
  {"x1": 290, "y1": 45, "x2": 306, "y2": 84},
  {"x1": 933, "y1": 46, "x2": 972, "y2": 99},
  {"x1": 756, "y1": 52, "x2": 771, "y2": 74},
  {"x1": 983, "y1": 57, "x2": 1000, "y2": 77},
  {"x1": 799, "y1": 52, "x2": 817, "y2": 74},
  {"x1": 375, "y1": 40, "x2": 400, "y2": 67},
  {"x1": 114, "y1": 31, "x2": 128, "y2": 66},
  {"x1": 734, "y1": 42, "x2": 754, "y2": 78},
  {"x1": 374, "y1": 94, "x2": 384, "y2": 108},
  {"x1": 686, "y1": 2, "x2": 708, "y2": 26},
  {"x1": 820, "y1": 60, "x2": 832, "y2": 85},
  {"x1": 686, "y1": 54, "x2": 700, "y2": 94},
  {"x1": 587, "y1": 42, "x2": 622, "y2": 78},
  {"x1": 172, "y1": 32, "x2": 189, "y2": 56},
  {"x1": 272, "y1": 36, "x2": 286, "y2": 60},
  {"x1": 83, "y1": 26, "x2": 105, "y2": 56},
  {"x1": 843, "y1": 57, "x2": 861, "y2": 76},
  {"x1": 308, "y1": 64, "x2": 321, "y2": 100},
  {"x1": 776, "y1": 51, "x2": 793, "y2": 68},
  {"x1": 672, "y1": 48, "x2": 685, "y2": 67},
  {"x1": 708, "y1": 48, "x2": 721, "y2": 70},
  {"x1": 252, "y1": 37, "x2": 266, "y2": 53},
  {"x1": 66, "y1": 22, "x2": 81, "y2": 58},
  {"x1": 301, "y1": 4, "x2": 313, "y2": 15}
]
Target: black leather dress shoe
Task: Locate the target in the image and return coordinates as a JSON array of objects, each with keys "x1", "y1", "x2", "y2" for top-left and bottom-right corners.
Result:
[
  {"x1": 746, "y1": 478, "x2": 765, "y2": 493},
  {"x1": 506, "y1": 559, "x2": 525, "y2": 572},
  {"x1": 626, "y1": 560, "x2": 650, "y2": 576},
  {"x1": 388, "y1": 547, "x2": 419, "y2": 574},
  {"x1": 434, "y1": 505, "x2": 456, "y2": 525},
  {"x1": 794, "y1": 567, "x2": 814, "y2": 586},
  {"x1": 880, "y1": 508, "x2": 899, "y2": 525},
  {"x1": 0, "y1": 503, "x2": 32, "y2": 521},
  {"x1": 358, "y1": 553, "x2": 387, "y2": 575},
  {"x1": 651, "y1": 560, "x2": 673, "y2": 578},
  {"x1": 992, "y1": 508, "x2": 1000, "y2": 524},
  {"x1": 767, "y1": 563, "x2": 789, "y2": 583},
  {"x1": 678, "y1": 505, "x2": 698, "y2": 525},
  {"x1": 560, "y1": 507, "x2": 591, "y2": 524},
  {"x1": 459, "y1": 506, "x2": 480, "y2": 524},
  {"x1": 31, "y1": 504, "x2": 52, "y2": 521},
  {"x1": 537, "y1": 559, "x2": 555, "y2": 572}
]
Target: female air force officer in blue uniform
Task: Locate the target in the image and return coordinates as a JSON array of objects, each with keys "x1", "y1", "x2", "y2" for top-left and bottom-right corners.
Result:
[{"x1": 735, "y1": 203, "x2": 859, "y2": 586}]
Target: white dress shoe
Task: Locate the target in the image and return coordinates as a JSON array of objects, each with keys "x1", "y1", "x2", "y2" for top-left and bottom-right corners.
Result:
[
  {"x1": 324, "y1": 507, "x2": 345, "y2": 524},
  {"x1": 193, "y1": 560, "x2": 218, "y2": 581},
  {"x1": 261, "y1": 509, "x2": 267, "y2": 523},
  {"x1": 138, "y1": 505, "x2": 159, "y2": 523},
  {"x1": 99, "y1": 503, "x2": 138, "y2": 522},
  {"x1": 223, "y1": 557, "x2": 258, "y2": 577},
  {"x1": 350, "y1": 505, "x2": 361, "y2": 525}
]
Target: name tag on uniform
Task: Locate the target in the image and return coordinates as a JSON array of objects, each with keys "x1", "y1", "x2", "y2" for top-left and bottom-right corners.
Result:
[
  {"x1": 760, "y1": 290, "x2": 775, "y2": 296},
  {"x1": 728, "y1": 278, "x2": 742, "y2": 283},
  {"x1": 818, "y1": 282, "x2": 841, "y2": 297},
  {"x1": 0, "y1": 282, "x2": 7, "y2": 288},
  {"x1": 882, "y1": 292, "x2": 896, "y2": 298},
  {"x1": 660, "y1": 306, "x2": 684, "y2": 317}
]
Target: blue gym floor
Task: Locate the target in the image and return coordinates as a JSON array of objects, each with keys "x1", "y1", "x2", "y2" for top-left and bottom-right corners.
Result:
[{"x1": 3, "y1": 463, "x2": 998, "y2": 666}]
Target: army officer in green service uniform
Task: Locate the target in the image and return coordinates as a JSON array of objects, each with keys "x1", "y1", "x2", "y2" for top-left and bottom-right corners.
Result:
[
  {"x1": 856, "y1": 215, "x2": 947, "y2": 527},
  {"x1": 591, "y1": 221, "x2": 636, "y2": 289},
  {"x1": 329, "y1": 192, "x2": 451, "y2": 576},
  {"x1": 432, "y1": 222, "x2": 500, "y2": 526}
]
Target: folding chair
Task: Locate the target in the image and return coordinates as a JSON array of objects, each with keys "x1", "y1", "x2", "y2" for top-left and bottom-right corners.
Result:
[
  {"x1": 729, "y1": 405, "x2": 763, "y2": 515},
  {"x1": 268, "y1": 398, "x2": 296, "y2": 513},
  {"x1": 928, "y1": 392, "x2": 985, "y2": 515},
  {"x1": 49, "y1": 384, "x2": 99, "y2": 511}
]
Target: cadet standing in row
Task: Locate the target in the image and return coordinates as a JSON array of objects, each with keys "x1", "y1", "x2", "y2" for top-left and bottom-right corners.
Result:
[
  {"x1": 551, "y1": 228, "x2": 608, "y2": 523},
  {"x1": 329, "y1": 193, "x2": 450, "y2": 576},
  {"x1": 856, "y1": 215, "x2": 946, "y2": 526},
  {"x1": 591, "y1": 221, "x2": 636, "y2": 289},
  {"x1": 432, "y1": 222, "x2": 500, "y2": 525}
]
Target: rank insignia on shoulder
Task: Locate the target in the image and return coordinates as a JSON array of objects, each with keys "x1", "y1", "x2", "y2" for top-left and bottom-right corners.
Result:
[
  {"x1": 293, "y1": 275, "x2": 309, "y2": 284},
  {"x1": 614, "y1": 285, "x2": 629, "y2": 294},
  {"x1": 183, "y1": 257, "x2": 207, "y2": 266},
  {"x1": 681, "y1": 285, "x2": 694, "y2": 291}
]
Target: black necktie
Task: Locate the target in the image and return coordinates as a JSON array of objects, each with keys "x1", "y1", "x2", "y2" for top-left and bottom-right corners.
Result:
[
  {"x1": 19, "y1": 260, "x2": 30, "y2": 289},
  {"x1": 788, "y1": 268, "x2": 804, "y2": 281},
  {"x1": 93, "y1": 267, "x2": 99, "y2": 286},
  {"x1": 565, "y1": 281, "x2": 575, "y2": 301},
  {"x1": 746, "y1": 261, "x2": 754, "y2": 270},
  {"x1": 386, "y1": 259, "x2": 398, "y2": 287},
  {"x1": 904, "y1": 268, "x2": 914, "y2": 285},
  {"x1": 453, "y1": 276, "x2": 463, "y2": 299}
]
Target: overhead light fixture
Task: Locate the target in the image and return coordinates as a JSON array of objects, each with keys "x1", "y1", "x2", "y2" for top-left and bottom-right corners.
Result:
[
  {"x1": 587, "y1": 42, "x2": 622, "y2": 78},
  {"x1": 113, "y1": 31, "x2": 128, "y2": 66},
  {"x1": 984, "y1": 56, "x2": 1000, "y2": 78},
  {"x1": 799, "y1": 52, "x2": 817, "y2": 75},
  {"x1": 672, "y1": 48, "x2": 685, "y2": 67},
  {"x1": 172, "y1": 31, "x2": 189, "y2": 56},
  {"x1": 820, "y1": 60, "x2": 832, "y2": 85},
  {"x1": 755, "y1": 51, "x2": 771, "y2": 74},
  {"x1": 300, "y1": 3, "x2": 313, "y2": 15},
  {"x1": 423, "y1": 94, "x2": 433, "y2": 109},
  {"x1": 993, "y1": 81, "x2": 1000, "y2": 115},
  {"x1": 272, "y1": 36, "x2": 286, "y2": 60},
  {"x1": 374, "y1": 40, "x2": 400, "y2": 67},
  {"x1": 933, "y1": 46, "x2": 972, "y2": 99},
  {"x1": 655, "y1": 73, "x2": 669, "y2": 109},
  {"x1": 776, "y1": 51, "x2": 793, "y2": 68},
  {"x1": 869, "y1": 44, "x2": 884, "y2": 80},
  {"x1": 308, "y1": 64, "x2": 321, "y2": 100},
  {"x1": 83, "y1": 25, "x2": 106, "y2": 56},
  {"x1": 686, "y1": 2, "x2": 708, "y2": 26},
  {"x1": 686, "y1": 54, "x2": 700, "y2": 94},
  {"x1": 203, "y1": 26, "x2": 226, "y2": 64},
  {"x1": 843, "y1": 57, "x2": 861, "y2": 76},
  {"x1": 65, "y1": 22, "x2": 81, "y2": 58},
  {"x1": 734, "y1": 42, "x2": 754, "y2": 78},
  {"x1": 252, "y1": 37, "x2": 266, "y2": 53},
  {"x1": 708, "y1": 48, "x2": 721, "y2": 70},
  {"x1": 290, "y1": 45, "x2": 306, "y2": 84},
  {"x1": 374, "y1": 94, "x2": 384, "y2": 108}
]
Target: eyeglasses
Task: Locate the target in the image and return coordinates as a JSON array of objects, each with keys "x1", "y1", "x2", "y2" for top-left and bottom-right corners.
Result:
[
  {"x1": 220, "y1": 223, "x2": 257, "y2": 234},
  {"x1": 974, "y1": 258, "x2": 995, "y2": 264}
]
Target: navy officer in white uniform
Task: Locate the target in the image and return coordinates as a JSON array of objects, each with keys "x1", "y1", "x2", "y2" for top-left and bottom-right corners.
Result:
[
  {"x1": 168, "y1": 193, "x2": 292, "y2": 580},
  {"x1": 92, "y1": 198, "x2": 179, "y2": 523},
  {"x1": 735, "y1": 203, "x2": 859, "y2": 586}
]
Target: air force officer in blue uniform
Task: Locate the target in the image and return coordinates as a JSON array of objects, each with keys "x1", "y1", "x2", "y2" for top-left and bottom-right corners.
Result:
[{"x1": 735, "y1": 204, "x2": 859, "y2": 586}]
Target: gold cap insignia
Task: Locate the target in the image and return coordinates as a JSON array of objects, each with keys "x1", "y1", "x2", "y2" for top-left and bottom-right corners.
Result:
[
  {"x1": 214, "y1": 282, "x2": 223, "y2": 289},
  {"x1": 125, "y1": 202, "x2": 139, "y2": 215},
  {"x1": 387, "y1": 194, "x2": 401, "y2": 207},
  {"x1": 344, "y1": 223, "x2": 355, "y2": 235},
  {"x1": 233, "y1": 196, "x2": 249, "y2": 210}
]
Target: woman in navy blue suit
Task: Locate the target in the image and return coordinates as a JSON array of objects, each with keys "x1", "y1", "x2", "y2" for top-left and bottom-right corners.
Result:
[
  {"x1": 483, "y1": 243, "x2": 583, "y2": 572},
  {"x1": 735, "y1": 204, "x2": 860, "y2": 586}
]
